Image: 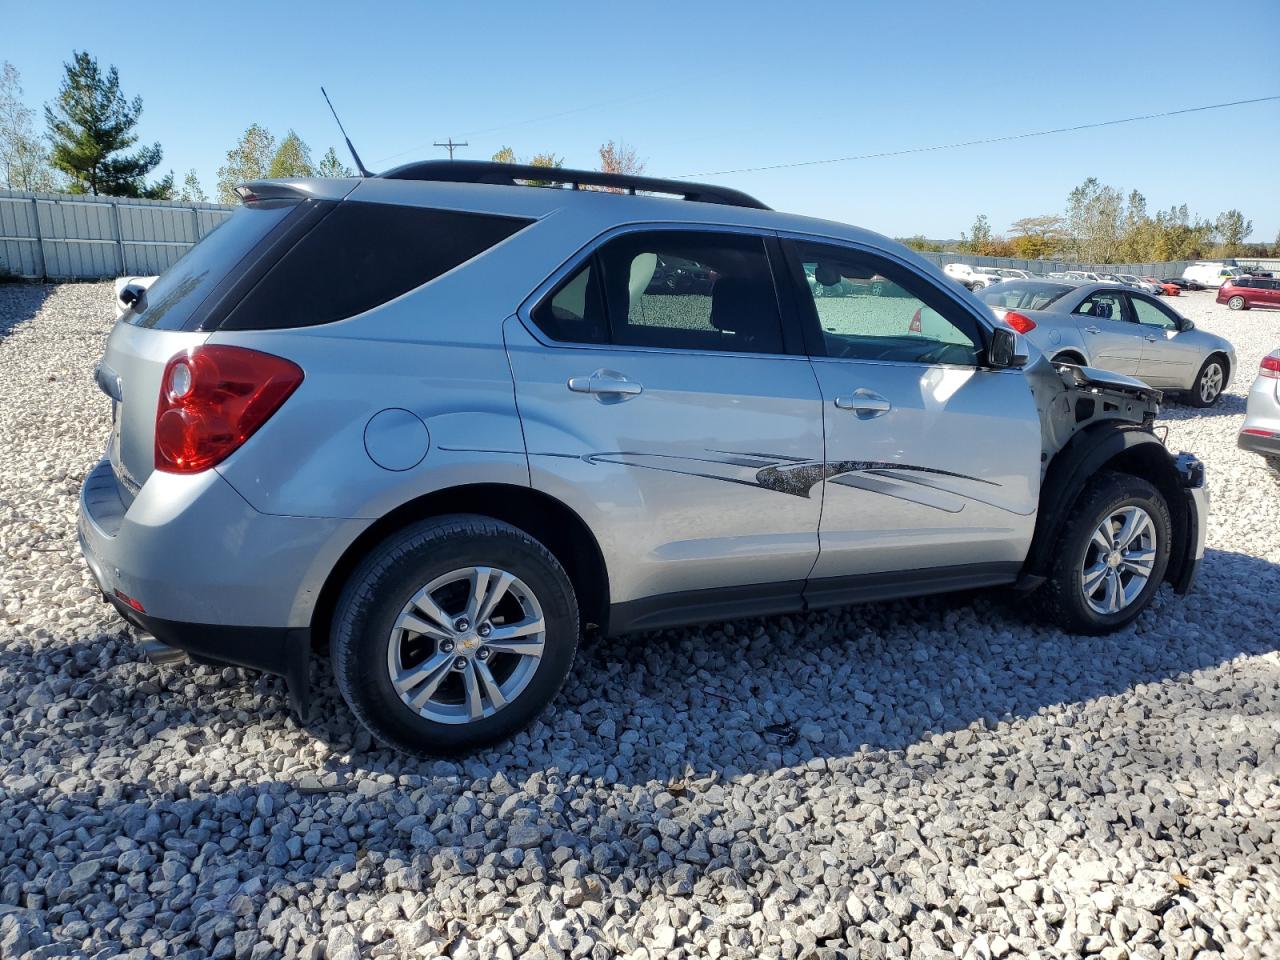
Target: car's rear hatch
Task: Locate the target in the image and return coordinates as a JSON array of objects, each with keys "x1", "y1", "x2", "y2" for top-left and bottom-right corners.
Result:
[{"x1": 99, "y1": 195, "x2": 311, "y2": 505}]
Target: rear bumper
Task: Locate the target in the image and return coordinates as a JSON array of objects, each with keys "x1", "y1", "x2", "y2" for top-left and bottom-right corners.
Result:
[{"x1": 1238, "y1": 429, "x2": 1280, "y2": 461}]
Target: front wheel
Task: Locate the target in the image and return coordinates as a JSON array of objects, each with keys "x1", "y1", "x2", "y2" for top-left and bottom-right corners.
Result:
[
  {"x1": 1033, "y1": 472, "x2": 1171, "y2": 635},
  {"x1": 331, "y1": 515, "x2": 579, "y2": 755},
  {"x1": 1188, "y1": 356, "x2": 1226, "y2": 407},
  {"x1": 1227, "y1": 295, "x2": 1246, "y2": 310}
]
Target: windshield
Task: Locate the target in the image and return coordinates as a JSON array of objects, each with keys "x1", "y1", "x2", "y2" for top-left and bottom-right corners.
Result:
[
  {"x1": 124, "y1": 200, "x2": 298, "y2": 330},
  {"x1": 978, "y1": 280, "x2": 1075, "y2": 310}
]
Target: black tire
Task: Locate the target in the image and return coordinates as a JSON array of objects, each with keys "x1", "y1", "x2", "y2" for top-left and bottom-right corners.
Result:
[
  {"x1": 331, "y1": 515, "x2": 579, "y2": 756},
  {"x1": 1033, "y1": 472, "x2": 1172, "y2": 635},
  {"x1": 1226, "y1": 295, "x2": 1246, "y2": 310},
  {"x1": 1187, "y1": 355, "x2": 1227, "y2": 407}
]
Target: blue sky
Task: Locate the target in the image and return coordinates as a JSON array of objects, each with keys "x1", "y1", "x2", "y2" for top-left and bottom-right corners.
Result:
[{"x1": 7, "y1": 0, "x2": 1279, "y2": 241}]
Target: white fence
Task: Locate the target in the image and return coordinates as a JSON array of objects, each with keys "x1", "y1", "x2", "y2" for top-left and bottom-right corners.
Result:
[{"x1": 0, "y1": 189, "x2": 234, "y2": 280}]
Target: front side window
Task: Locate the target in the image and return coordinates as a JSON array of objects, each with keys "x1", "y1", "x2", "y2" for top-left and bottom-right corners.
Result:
[
  {"x1": 1131, "y1": 297, "x2": 1178, "y2": 329},
  {"x1": 792, "y1": 241, "x2": 982, "y2": 366},
  {"x1": 1074, "y1": 291, "x2": 1130, "y2": 323},
  {"x1": 530, "y1": 230, "x2": 787, "y2": 354}
]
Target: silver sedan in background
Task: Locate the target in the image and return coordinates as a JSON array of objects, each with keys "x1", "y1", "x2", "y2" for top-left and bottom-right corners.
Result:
[{"x1": 978, "y1": 280, "x2": 1236, "y2": 406}]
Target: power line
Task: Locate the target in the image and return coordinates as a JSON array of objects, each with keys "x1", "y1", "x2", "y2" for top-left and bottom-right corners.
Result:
[
  {"x1": 433, "y1": 137, "x2": 468, "y2": 160},
  {"x1": 673, "y1": 95, "x2": 1280, "y2": 179}
]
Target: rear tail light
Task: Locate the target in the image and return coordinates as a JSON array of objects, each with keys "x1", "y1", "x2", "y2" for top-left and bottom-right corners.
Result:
[
  {"x1": 909, "y1": 309, "x2": 923, "y2": 334},
  {"x1": 1002, "y1": 311, "x2": 1037, "y2": 334},
  {"x1": 1260, "y1": 355, "x2": 1280, "y2": 380},
  {"x1": 113, "y1": 589, "x2": 145, "y2": 613},
  {"x1": 155, "y1": 345, "x2": 303, "y2": 473}
]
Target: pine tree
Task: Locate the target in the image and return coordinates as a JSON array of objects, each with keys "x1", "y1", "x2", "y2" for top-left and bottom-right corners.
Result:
[
  {"x1": 267, "y1": 130, "x2": 314, "y2": 178},
  {"x1": 44, "y1": 51, "x2": 162, "y2": 196},
  {"x1": 216, "y1": 124, "x2": 275, "y2": 203}
]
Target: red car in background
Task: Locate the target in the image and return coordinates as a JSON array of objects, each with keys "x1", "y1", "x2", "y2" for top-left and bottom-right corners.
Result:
[
  {"x1": 1142, "y1": 276, "x2": 1181, "y2": 296},
  {"x1": 1218, "y1": 276, "x2": 1280, "y2": 310}
]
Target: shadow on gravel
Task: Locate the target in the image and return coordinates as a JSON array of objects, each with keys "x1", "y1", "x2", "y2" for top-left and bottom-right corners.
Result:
[
  {"x1": 0, "y1": 283, "x2": 55, "y2": 341},
  {"x1": 1159, "y1": 393, "x2": 1247, "y2": 420}
]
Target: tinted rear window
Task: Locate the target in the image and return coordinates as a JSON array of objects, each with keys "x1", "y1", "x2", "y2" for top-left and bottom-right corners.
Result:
[
  {"x1": 220, "y1": 202, "x2": 531, "y2": 330},
  {"x1": 979, "y1": 280, "x2": 1074, "y2": 311},
  {"x1": 126, "y1": 200, "x2": 297, "y2": 330}
]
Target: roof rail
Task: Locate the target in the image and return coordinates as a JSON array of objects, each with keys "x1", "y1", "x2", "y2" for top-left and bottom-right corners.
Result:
[{"x1": 378, "y1": 160, "x2": 770, "y2": 210}]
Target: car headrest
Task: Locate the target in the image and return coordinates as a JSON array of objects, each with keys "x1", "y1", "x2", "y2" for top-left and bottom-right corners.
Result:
[
  {"x1": 814, "y1": 263, "x2": 842, "y2": 287},
  {"x1": 1090, "y1": 300, "x2": 1113, "y2": 319},
  {"x1": 710, "y1": 277, "x2": 777, "y2": 341}
]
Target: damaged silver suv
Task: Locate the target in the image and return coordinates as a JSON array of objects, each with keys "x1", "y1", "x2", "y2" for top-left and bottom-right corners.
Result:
[{"x1": 80, "y1": 161, "x2": 1207, "y2": 754}]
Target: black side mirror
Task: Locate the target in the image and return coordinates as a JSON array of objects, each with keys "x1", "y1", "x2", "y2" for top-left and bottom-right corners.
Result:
[
  {"x1": 988, "y1": 327, "x2": 1028, "y2": 369},
  {"x1": 1178, "y1": 317, "x2": 1194, "y2": 332},
  {"x1": 119, "y1": 283, "x2": 147, "y2": 308}
]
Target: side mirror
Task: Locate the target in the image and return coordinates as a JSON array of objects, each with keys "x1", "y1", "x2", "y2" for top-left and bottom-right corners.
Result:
[
  {"x1": 1178, "y1": 317, "x2": 1194, "y2": 332},
  {"x1": 119, "y1": 283, "x2": 147, "y2": 308},
  {"x1": 987, "y1": 327, "x2": 1028, "y2": 369}
]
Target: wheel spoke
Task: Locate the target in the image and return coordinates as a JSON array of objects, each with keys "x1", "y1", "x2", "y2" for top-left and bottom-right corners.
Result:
[
  {"x1": 411, "y1": 590, "x2": 454, "y2": 634},
  {"x1": 393, "y1": 650, "x2": 454, "y2": 707},
  {"x1": 484, "y1": 616, "x2": 545, "y2": 655},
  {"x1": 1103, "y1": 570, "x2": 1121, "y2": 612},
  {"x1": 462, "y1": 661, "x2": 484, "y2": 720},
  {"x1": 473, "y1": 568, "x2": 514, "y2": 626},
  {"x1": 398, "y1": 612, "x2": 452, "y2": 641},
  {"x1": 1082, "y1": 562, "x2": 1109, "y2": 593},
  {"x1": 1121, "y1": 548, "x2": 1155, "y2": 575},
  {"x1": 475, "y1": 660, "x2": 507, "y2": 711},
  {"x1": 1113, "y1": 509, "x2": 1147, "y2": 551},
  {"x1": 1092, "y1": 525, "x2": 1114, "y2": 553}
]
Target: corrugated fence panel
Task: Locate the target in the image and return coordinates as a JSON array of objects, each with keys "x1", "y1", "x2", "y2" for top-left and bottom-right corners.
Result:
[{"x1": 0, "y1": 189, "x2": 237, "y2": 279}]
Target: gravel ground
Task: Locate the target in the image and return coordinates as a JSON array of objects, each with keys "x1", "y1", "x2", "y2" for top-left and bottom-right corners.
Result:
[{"x1": 1, "y1": 283, "x2": 1278, "y2": 960}]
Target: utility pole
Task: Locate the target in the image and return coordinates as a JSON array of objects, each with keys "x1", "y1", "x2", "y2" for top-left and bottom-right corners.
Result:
[{"x1": 433, "y1": 137, "x2": 468, "y2": 160}]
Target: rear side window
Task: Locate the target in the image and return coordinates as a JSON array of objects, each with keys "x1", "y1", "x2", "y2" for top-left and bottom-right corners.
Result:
[
  {"x1": 530, "y1": 230, "x2": 786, "y2": 355},
  {"x1": 220, "y1": 203, "x2": 531, "y2": 330},
  {"x1": 126, "y1": 200, "x2": 297, "y2": 330}
]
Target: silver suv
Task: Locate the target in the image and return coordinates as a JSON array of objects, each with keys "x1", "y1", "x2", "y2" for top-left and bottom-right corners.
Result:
[{"x1": 80, "y1": 161, "x2": 1208, "y2": 754}]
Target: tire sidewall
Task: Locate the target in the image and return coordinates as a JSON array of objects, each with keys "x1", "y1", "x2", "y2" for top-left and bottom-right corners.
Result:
[
  {"x1": 1058, "y1": 477, "x2": 1172, "y2": 633},
  {"x1": 334, "y1": 520, "x2": 578, "y2": 755}
]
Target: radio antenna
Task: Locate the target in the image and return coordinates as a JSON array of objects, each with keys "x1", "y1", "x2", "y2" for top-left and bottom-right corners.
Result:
[{"x1": 321, "y1": 86, "x2": 372, "y2": 178}]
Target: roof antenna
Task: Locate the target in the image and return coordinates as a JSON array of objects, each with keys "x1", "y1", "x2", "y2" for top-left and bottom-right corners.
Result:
[{"x1": 321, "y1": 86, "x2": 372, "y2": 178}]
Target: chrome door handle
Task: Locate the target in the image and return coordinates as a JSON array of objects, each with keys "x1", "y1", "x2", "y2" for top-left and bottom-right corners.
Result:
[
  {"x1": 834, "y1": 388, "x2": 891, "y2": 418},
  {"x1": 567, "y1": 369, "x2": 643, "y2": 400},
  {"x1": 1144, "y1": 334, "x2": 1158, "y2": 342},
  {"x1": 1083, "y1": 325, "x2": 1101, "y2": 334}
]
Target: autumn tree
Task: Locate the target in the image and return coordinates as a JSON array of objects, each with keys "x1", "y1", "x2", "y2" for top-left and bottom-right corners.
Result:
[
  {"x1": 1007, "y1": 214, "x2": 1064, "y2": 260},
  {"x1": 176, "y1": 169, "x2": 207, "y2": 202},
  {"x1": 491, "y1": 146, "x2": 517, "y2": 164},
  {"x1": 0, "y1": 62, "x2": 57, "y2": 191},
  {"x1": 44, "y1": 51, "x2": 164, "y2": 196},
  {"x1": 268, "y1": 130, "x2": 314, "y2": 178},
  {"x1": 1213, "y1": 209, "x2": 1251, "y2": 256},
  {"x1": 598, "y1": 139, "x2": 644, "y2": 177},
  {"x1": 1064, "y1": 178, "x2": 1126, "y2": 263},
  {"x1": 216, "y1": 123, "x2": 275, "y2": 203}
]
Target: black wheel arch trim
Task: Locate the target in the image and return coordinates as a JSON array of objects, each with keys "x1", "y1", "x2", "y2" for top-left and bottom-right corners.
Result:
[{"x1": 1018, "y1": 425, "x2": 1201, "y2": 592}]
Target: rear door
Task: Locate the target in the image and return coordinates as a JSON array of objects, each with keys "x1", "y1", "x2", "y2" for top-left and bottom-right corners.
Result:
[
  {"x1": 779, "y1": 237, "x2": 1040, "y2": 594},
  {"x1": 1070, "y1": 289, "x2": 1141, "y2": 375},
  {"x1": 506, "y1": 227, "x2": 824, "y2": 622}
]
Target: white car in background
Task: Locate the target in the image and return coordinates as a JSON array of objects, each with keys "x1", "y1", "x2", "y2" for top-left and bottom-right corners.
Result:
[{"x1": 1183, "y1": 261, "x2": 1245, "y2": 288}]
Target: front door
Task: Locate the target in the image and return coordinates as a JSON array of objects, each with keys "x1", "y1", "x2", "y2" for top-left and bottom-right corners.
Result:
[
  {"x1": 1131, "y1": 293, "x2": 1196, "y2": 387},
  {"x1": 780, "y1": 238, "x2": 1041, "y2": 596},
  {"x1": 1070, "y1": 288, "x2": 1141, "y2": 375},
  {"x1": 506, "y1": 228, "x2": 824, "y2": 620}
]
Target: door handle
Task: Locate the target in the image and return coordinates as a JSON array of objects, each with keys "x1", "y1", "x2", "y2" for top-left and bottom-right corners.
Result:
[
  {"x1": 567, "y1": 369, "x2": 643, "y2": 401},
  {"x1": 1144, "y1": 334, "x2": 1158, "y2": 342},
  {"x1": 1083, "y1": 325, "x2": 1101, "y2": 334},
  {"x1": 834, "y1": 388, "x2": 891, "y2": 418}
]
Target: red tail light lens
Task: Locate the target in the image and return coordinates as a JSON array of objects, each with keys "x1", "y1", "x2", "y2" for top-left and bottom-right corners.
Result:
[
  {"x1": 1261, "y1": 355, "x2": 1280, "y2": 380},
  {"x1": 155, "y1": 345, "x2": 303, "y2": 473},
  {"x1": 1003, "y1": 311, "x2": 1037, "y2": 334}
]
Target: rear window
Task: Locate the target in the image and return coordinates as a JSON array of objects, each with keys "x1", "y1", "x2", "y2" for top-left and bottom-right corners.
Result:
[
  {"x1": 126, "y1": 200, "x2": 297, "y2": 330},
  {"x1": 220, "y1": 203, "x2": 532, "y2": 330},
  {"x1": 978, "y1": 280, "x2": 1074, "y2": 311}
]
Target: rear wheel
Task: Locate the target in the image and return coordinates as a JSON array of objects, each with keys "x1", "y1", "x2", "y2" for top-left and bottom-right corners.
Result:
[
  {"x1": 1227, "y1": 295, "x2": 1246, "y2": 310},
  {"x1": 331, "y1": 515, "x2": 579, "y2": 755},
  {"x1": 1033, "y1": 472, "x2": 1171, "y2": 635},
  {"x1": 1188, "y1": 356, "x2": 1226, "y2": 407}
]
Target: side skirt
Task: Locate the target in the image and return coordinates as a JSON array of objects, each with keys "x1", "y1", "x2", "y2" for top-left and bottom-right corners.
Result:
[{"x1": 606, "y1": 562, "x2": 1021, "y2": 636}]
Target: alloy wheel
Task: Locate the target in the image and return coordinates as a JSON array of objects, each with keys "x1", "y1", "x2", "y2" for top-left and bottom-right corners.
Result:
[
  {"x1": 1199, "y1": 362, "x2": 1224, "y2": 404},
  {"x1": 386, "y1": 566, "x2": 545, "y2": 724},
  {"x1": 1080, "y1": 506, "x2": 1157, "y2": 615}
]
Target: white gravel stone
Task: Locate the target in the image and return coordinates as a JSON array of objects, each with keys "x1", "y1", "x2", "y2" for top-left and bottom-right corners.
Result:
[{"x1": 0, "y1": 281, "x2": 1277, "y2": 959}]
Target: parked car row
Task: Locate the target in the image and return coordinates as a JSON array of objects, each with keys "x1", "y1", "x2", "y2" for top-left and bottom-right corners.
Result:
[
  {"x1": 1240, "y1": 348, "x2": 1280, "y2": 481},
  {"x1": 1217, "y1": 275, "x2": 1280, "y2": 311}
]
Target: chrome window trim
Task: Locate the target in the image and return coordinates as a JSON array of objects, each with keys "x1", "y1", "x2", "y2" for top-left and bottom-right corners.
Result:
[{"x1": 514, "y1": 221, "x2": 809, "y2": 363}]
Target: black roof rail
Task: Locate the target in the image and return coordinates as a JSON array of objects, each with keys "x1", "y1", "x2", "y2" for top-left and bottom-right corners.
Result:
[{"x1": 378, "y1": 160, "x2": 770, "y2": 210}]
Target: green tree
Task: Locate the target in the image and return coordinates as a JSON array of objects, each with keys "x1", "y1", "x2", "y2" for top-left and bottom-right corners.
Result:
[
  {"x1": 1008, "y1": 214, "x2": 1064, "y2": 260},
  {"x1": 896, "y1": 235, "x2": 946, "y2": 253},
  {"x1": 960, "y1": 214, "x2": 994, "y2": 254},
  {"x1": 1064, "y1": 177, "x2": 1125, "y2": 263},
  {"x1": 145, "y1": 170, "x2": 175, "y2": 200},
  {"x1": 316, "y1": 147, "x2": 354, "y2": 178},
  {"x1": 44, "y1": 51, "x2": 163, "y2": 196},
  {"x1": 0, "y1": 62, "x2": 57, "y2": 191},
  {"x1": 176, "y1": 169, "x2": 207, "y2": 202},
  {"x1": 216, "y1": 123, "x2": 275, "y2": 203},
  {"x1": 1213, "y1": 209, "x2": 1251, "y2": 256},
  {"x1": 267, "y1": 130, "x2": 314, "y2": 178}
]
